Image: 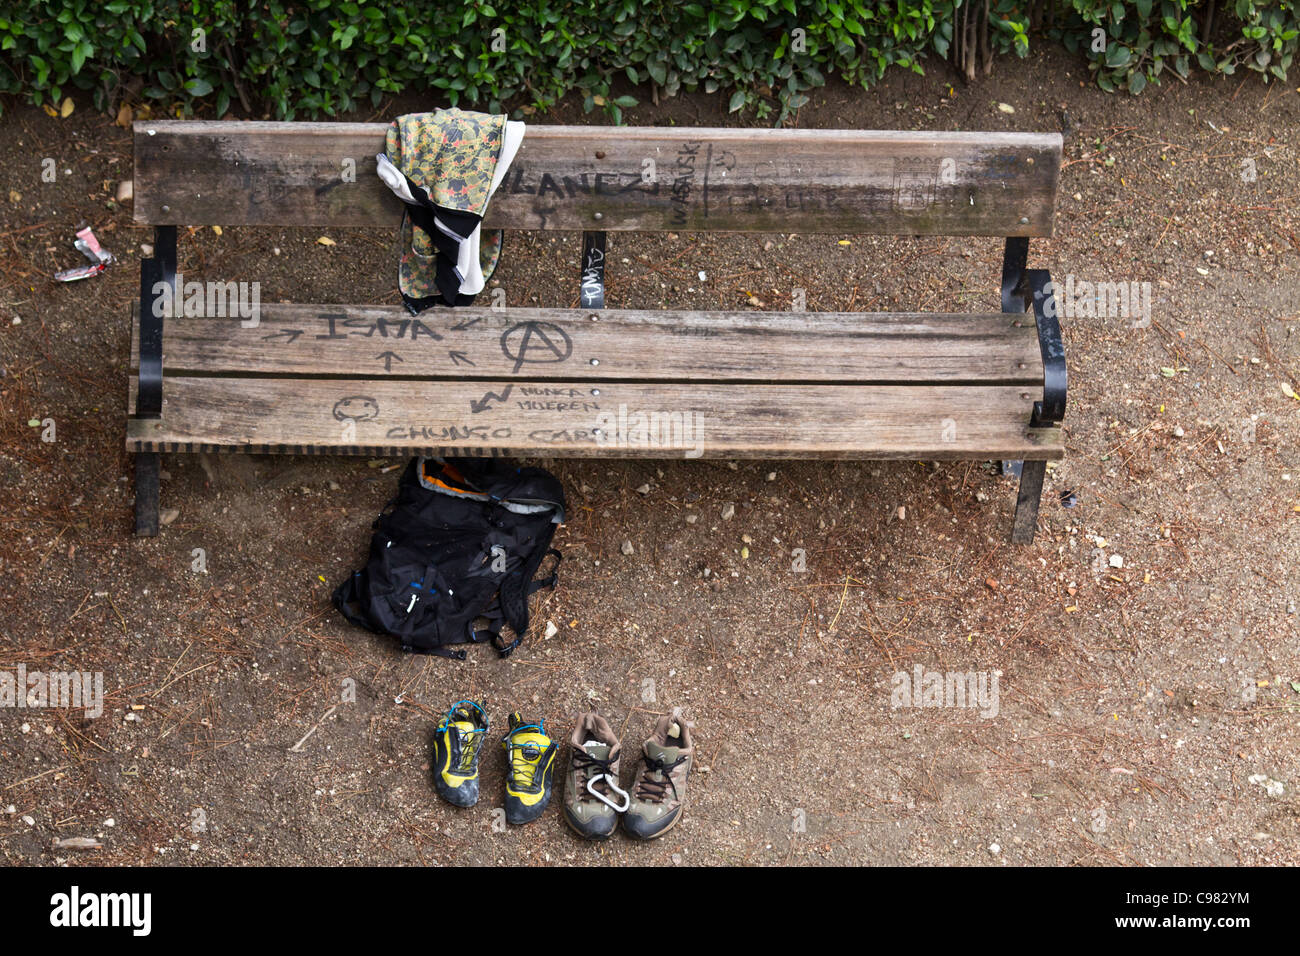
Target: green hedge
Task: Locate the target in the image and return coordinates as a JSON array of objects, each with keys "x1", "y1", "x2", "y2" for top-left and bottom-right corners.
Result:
[
  {"x1": 1054, "y1": 0, "x2": 1297, "y2": 93},
  {"x1": 0, "y1": 1, "x2": 1296, "y2": 122}
]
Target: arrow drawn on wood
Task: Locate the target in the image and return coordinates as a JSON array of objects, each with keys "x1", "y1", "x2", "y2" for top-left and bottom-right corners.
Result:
[
  {"x1": 375, "y1": 350, "x2": 404, "y2": 372},
  {"x1": 450, "y1": 315, "x2": 486, "y2": 331},
  {"x1": 262, "y1": 329, "x2": 303, "y2": 343},
  {"x1": 470, "y1": 384, "x2": 513, "y2": 414},
  {"x1": 448, "y1": 350, "x2": 475, "y2": 367}
]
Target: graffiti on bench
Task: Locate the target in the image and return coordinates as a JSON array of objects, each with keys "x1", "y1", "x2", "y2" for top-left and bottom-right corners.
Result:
[
  {"x1": 502, "y1": 143, "x2": 999, "y2": 225},
  {"x1": 500, "y1": 321, "x2": 572, "y2": 373},
  {"x1": 253, "y1": 311, "x2": 585, "y2": 377}
]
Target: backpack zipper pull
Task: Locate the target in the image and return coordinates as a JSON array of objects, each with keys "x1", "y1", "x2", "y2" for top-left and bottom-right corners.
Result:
[{"x1": 406, "y1": 594, "x2": 418, "y2": 613}]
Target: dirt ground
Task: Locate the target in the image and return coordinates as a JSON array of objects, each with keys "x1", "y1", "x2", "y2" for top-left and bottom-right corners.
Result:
[{"x1": 0, "y1": 44, "x2": 1297, "y2": 866}]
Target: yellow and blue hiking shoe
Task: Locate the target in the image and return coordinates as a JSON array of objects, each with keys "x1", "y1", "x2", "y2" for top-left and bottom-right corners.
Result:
[
  {"x1": 432, "y1": 700, "x2": 488, "y2": 807},
  {"x1": 501, "y1": 712, "x2": 557, "y2": 824}
]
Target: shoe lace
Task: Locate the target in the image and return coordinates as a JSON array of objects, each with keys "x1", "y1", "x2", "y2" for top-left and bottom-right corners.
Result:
[
  {"x1": 451, "y1": 729, "x2": 484, "y2": 774},
  {"x1": 439, "y1": 700, "x2": 486, "y2": 774},
  {"x1": 503, "y1": 723, "x2": 547, "y2": 788},
  {"x1": 636, "y1": 753, "x2": 686, "y2": 804},
  {"x1": 572, "y1": 748, "x2": 615, "y2": 799}
]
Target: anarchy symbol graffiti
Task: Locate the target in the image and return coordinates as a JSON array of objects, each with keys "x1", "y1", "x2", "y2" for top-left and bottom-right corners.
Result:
[{"x1": 500, "y1": 321, "x2": 572, "y2": 374}]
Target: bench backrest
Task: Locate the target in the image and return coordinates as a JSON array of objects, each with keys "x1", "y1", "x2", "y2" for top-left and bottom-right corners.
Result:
[{"x1": 133, "y1": 122, "x2": 1061, "y2": 236}]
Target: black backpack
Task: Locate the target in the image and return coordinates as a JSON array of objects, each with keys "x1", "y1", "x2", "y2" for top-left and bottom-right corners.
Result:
[{"x1": 333, "y1": 457, "x2": 565, "y2": 659}]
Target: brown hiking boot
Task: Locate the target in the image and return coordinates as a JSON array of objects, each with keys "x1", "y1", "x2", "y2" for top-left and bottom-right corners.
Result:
[
  {"x1": 623, "y1": 708, "x2": 694, "y2": 840},
  {"x1": 562, "y1": 711, "x2": 627, "y2": 840}
]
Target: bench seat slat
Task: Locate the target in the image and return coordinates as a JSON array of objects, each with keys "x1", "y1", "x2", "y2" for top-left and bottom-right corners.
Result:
[
  {"x1": 127, "y1": 376, "x2": 1062, "y2": 461},
  {"x1": 129, "y1": 304, "x2": 1044, "y2": 385},
  {"x1": 133, "y1": 122, "x2": 1060, "y2": 235}
]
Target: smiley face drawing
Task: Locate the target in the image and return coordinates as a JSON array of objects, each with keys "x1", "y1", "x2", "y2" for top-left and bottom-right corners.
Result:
[{"x1": 332, "y1": 395, "x2": 380, "y2": 423}]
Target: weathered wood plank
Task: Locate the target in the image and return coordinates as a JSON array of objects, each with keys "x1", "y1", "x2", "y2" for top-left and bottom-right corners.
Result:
[
  {"x1": 128, "y1": 303, "x2": 1044, "y2": 384},
  {"x1": 133, "y1": 122, "x2": 1061, "y2": 235},
  {"x1": 126, "y1": 376, "x2": 1063, "y2": 460}
]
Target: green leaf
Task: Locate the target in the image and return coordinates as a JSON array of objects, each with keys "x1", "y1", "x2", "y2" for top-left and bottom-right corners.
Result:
[{"x1": 727, "y1": 89, "x2": 746, "y2": 112}]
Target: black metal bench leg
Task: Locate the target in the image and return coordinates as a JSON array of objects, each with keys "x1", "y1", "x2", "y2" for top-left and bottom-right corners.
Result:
[
  {"x1": 135, "y1": 452, "x2": 160, "y2": 536},
  {"x1": 132, "y1": 225, "x2": 174, "y2": 537},
  {"x1": 580, "y1": 231, "x2": 606, "y2": 309},
  {"x1": 1010, "y1": 459, "x2": 1046, "y2": 544}
]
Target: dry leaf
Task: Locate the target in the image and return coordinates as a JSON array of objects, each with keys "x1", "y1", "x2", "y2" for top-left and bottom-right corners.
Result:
[
  {"x1": 316, "y1": 236, "x2": 336, "y2": 246},
  {"x1": 42, "y1": 103, "x2": 59, "y2": 118},
  {"x1": 212, "y1": 225, "x2": 223, "y2": 236},
  {"x1": 60, "y1": 97, "x2": 74, "y2": 118},
  {"x1": 997, "y1": 102, "x2": 1015, "y2": 114},
  {"x1": 115, "y1": 103, "x2": 133, "y2": 128}
]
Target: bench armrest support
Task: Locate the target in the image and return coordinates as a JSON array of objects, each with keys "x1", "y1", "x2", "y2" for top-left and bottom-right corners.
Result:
[
  {"x1": 1000, "y1": 238, "x2": 1066, "y2": 428},
  {"x1": 1027, "y1": 268, "x2": 1066, "y2": 427}
]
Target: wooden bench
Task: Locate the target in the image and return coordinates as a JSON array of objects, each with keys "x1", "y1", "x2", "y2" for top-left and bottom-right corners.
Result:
[{"x1": 128, "y1": 122, "x2": 1066, "y2": 541}]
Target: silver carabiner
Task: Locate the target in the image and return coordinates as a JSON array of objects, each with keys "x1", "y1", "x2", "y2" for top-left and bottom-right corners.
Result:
[{"x1": 587, "y1": 772, "x2": 630, "y2": 813}]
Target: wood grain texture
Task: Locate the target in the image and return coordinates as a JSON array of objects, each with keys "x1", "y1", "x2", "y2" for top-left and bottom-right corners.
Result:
[
  {"x1": 129, "y1": 303, "x2": 1045, "y2": 384},
  {"x1": 127, "y1": 376, "x2": 1063, "y2": 460},
  {"x1": 133, "y1": 122, "x2": 1061, "y2": 235}
]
